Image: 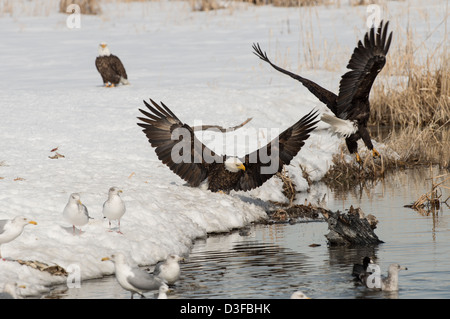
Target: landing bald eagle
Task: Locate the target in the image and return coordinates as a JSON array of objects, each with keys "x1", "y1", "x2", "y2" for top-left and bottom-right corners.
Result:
[
  {"x1": 137, "y1": 99, "x2": 319, "y2": 193},
  {"x1": 95, "y1": 42, "x2": 130, "y2": 87},
  {"x1": 253, "y1": 21, "x2": 392, "y2": 163}
]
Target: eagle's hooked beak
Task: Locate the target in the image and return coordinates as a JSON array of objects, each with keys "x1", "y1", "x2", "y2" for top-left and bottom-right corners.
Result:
[
  {"x1": 100, "y1": 43, "x2": 106, "y2": 49},
  {"x1": 238, "y1": 164, "x2": 246, "y2": 171}
]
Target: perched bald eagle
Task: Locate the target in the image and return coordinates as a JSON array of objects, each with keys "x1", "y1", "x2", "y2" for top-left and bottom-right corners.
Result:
[
  {"x1": 253, "y1": 21, "x2": 392, "y2": 163},
  {"x1": 95, "y1": 42, "x2": 130, "y2": 87},
  {"x1": 137, "y1": 99, "x2": 319, "y2": 193}
]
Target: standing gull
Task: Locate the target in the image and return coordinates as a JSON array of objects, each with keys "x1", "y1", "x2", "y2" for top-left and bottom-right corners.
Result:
[
  {"x1": 102, "y1": 187, "x2": 126, "y2": 234},
  {"x1": 0, "y1": 216, "x2": 37, "y2": 260},
  {"x1": 63, "y1": 193, "x2": 91, "y2": 235},
  {"x1": 152, "y1": 254, "x2": 184, "y2": 286},
  {"x1": 102, "y1": 253, "x2": 166, "y2": 299}
]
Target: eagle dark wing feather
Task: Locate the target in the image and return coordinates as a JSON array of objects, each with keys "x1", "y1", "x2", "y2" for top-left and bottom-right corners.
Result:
[
  {"x1": 109, "y1": 54, "x2": 128, "y2": 79},
  {"x1": 336, "y1": 21, "x2": 392, "y2": 119},
  {"x1": 137, "y1": 99, "x2": 222, "y2": 187},
  {"x1": 252, "y1": 43, "x2": 338, "y2": 114},
  {"x1": 237, "y1": 110, "x2": 319, "y2": 191}
]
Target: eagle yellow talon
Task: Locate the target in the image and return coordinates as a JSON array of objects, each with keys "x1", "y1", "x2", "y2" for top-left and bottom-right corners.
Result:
[
  {"x1": 372, "y1": 149, "x2": 380, "y2": 158},
  {"x1": 355, "y1": 153, "x2": 362, "y2": 163}
]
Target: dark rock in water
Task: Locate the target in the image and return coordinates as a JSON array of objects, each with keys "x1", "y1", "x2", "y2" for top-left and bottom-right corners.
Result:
[{"x1": 322, "y1": 206, "x2": 383, "y2": 246}]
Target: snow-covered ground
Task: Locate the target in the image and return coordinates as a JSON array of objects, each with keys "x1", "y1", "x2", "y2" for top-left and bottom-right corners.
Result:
[{"x1": 0, "y1": 0, "x2": 446, "y2": 297}]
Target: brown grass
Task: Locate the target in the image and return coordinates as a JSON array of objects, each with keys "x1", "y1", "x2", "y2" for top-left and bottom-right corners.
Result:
[{"x1": 370, "y1": 57, "x2": 449, "y2": 127}]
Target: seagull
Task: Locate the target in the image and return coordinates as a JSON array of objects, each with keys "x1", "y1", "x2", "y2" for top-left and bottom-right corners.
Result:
[
  {"x1": 381, "y1": 263, "x2": 408, "y2": 292},
  {"x1": 62, "y1": 193, "x2": 91, "y2": 235},
  {"x1": 352, "y1": 256, "x2": 374, "y2": 280},
  {"x1": 102, "y1": 187, "x2": 126, "y2": 234},
  {"x1": 360, "y1": 263, "x2": 408, "y2": 291},
  {"x1": 0, "y1": 283, "x2": 26, "y2": 299},
  {"x1": 0, "y1": 216, "x2": 37, "y2": 259},
  {"x1": 102, "y1": 253, "x2": 166, "y2": 299},
  {"x1": 152, "y1": 254, "x2": 184, "y2": 286},
  {"x1": 290, "y1": 291, "x2": 311, "y2": 299}
]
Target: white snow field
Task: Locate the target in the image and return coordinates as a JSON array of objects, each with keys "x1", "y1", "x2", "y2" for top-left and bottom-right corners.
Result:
[{"x1": 0, "y1": 0, "x2": 446, "y2": 297}]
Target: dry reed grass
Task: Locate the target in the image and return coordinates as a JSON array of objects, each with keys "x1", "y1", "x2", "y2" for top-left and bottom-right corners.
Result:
[
  {"x1": 370, "y1": 56, "x2": 449, "y2": 127},
  {"x1": 59, "y1": 0, "x2": 102, "y2": 15}
]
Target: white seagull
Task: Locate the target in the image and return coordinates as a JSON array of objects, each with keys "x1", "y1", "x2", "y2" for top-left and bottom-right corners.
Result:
[
  {"x1": 0, "y1": 283, "x2": 26, "y2": 299},
  {"x1": 62, "y1": 193, "x2": 91, "y2": 235},
  {"x1": 102, "y1": 187, "x2": 126, "y2": 234},
  {"x1": 0, "y1": 216, "x2": 37, "y2": 259},
  {"x1": 152, "y1": 254, "x2": 184, "y2": 286},
  {"x1": 381, "y1": 263, "x2": 408, "y2": 292},
  {"x1": 102, "y1": 252, "x2": 166, "y2": 299},
  {"x1": 290, "y1": 291, "x2": 311, "y2": 299}
]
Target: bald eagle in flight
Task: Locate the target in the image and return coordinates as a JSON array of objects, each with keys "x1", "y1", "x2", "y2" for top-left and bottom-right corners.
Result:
[
  {"x1": 137, "y1": 99, "x2": 319, "y2": 193},
  {"x1": 95, "y1": 42, "x2": 130, "y2": 87},
  {"x1": 253, "y1": 21, "x2": 392, "y2": 163}
]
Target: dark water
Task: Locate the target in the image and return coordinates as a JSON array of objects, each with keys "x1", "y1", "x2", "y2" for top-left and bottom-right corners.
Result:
[{"x1": 43, "y1": 167, "x2": 450, "y2": 299}]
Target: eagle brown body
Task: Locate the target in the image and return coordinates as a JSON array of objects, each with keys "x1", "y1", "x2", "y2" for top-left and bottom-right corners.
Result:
[{"x1": 95, "y1": 43, "x2": 129, "y2": 87}]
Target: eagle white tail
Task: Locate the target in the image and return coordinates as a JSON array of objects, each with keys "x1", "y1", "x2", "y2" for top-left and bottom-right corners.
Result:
[
  {"x1": 120, "y1": 77, "x2": 130, "y2": 85},
  {"x1": 321, "y1": 113, "x2": 357, "y2": 138}
]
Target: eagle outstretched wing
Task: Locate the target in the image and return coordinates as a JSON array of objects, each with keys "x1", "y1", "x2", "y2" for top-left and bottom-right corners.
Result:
[
  {"x1": 137, "y1": 99, "x2": 222, "y2": 187},
  {"x1": 336, "y1": 21, "x2": 392, "y2": 120},
  {"x1": 252, "y1": 42, "x2": 337, "y2": 114}
]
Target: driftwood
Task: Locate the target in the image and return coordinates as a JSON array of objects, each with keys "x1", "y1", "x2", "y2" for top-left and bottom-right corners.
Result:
[
  {"x1": 322, "y1": 205, "x2": 383, "y2": 246},
  {"x1": 15, "y1": 260, "x2": 68, "y2": 276},
  {"x1": 191, "y1": 117, "x2": 252, "y2": 132},
  {"x1": 266, "y1": 203, "x2": 327, "y2": 223}
]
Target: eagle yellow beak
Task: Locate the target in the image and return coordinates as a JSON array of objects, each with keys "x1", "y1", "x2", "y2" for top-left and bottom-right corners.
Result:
[
  {"x1": 238, "y1": 164, "x2": 246, "y2": 171},
  {"x1": 100, "y1": 43, "x2": 106, "y2": 48},
  {"x1": 28, "y1": 220, "x2": 37, "y2": 225}
]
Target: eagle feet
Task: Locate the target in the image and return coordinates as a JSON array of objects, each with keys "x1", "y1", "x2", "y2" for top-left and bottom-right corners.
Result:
[{"x1": 372, "y1": 149, "x2": 381, "y2": 158}]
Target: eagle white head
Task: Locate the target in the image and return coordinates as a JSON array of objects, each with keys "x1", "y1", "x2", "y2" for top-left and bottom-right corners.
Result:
[
  {"x1": 98, "y1": 42, "x2": 111, "y2": 57},
  {"x1": 224, "y1": 157, "x2": 246, "y2": 173}
]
